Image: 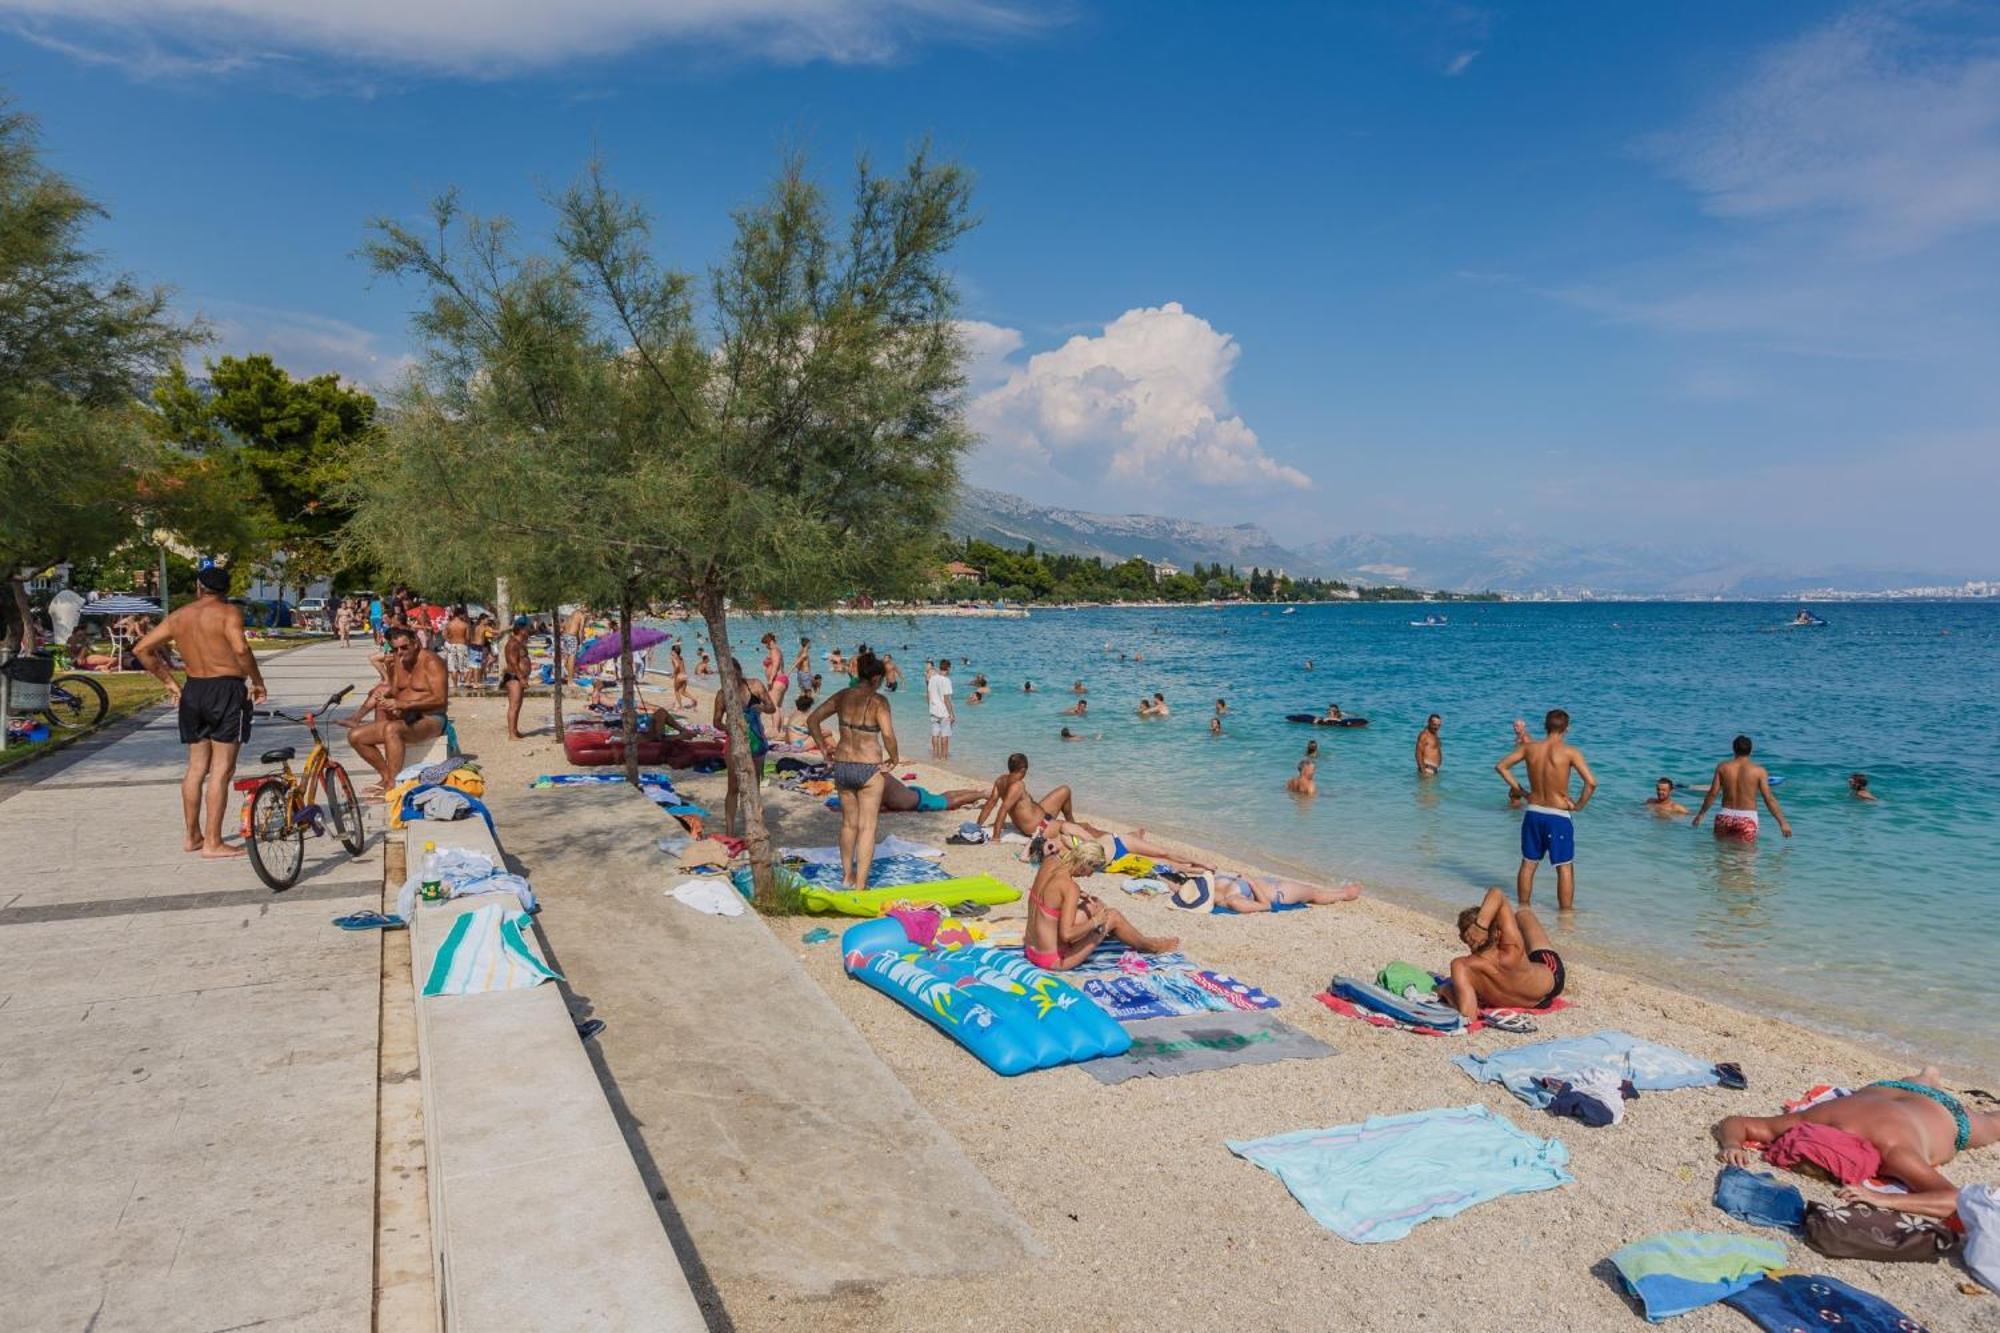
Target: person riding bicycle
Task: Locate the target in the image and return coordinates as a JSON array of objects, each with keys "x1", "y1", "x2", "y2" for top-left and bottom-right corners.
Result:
[{"x1": 132, "y1": 565, "x2": 268, "y2": 858}]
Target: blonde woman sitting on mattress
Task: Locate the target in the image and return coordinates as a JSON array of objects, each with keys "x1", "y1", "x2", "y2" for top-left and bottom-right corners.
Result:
[{"x1": 1023, "y1": 837, "x2": 1178, "y2": 971}]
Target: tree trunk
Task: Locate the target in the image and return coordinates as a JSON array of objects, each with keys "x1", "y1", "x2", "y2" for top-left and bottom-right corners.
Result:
[
  {"x1": 550, "y1": 607, "x2": 566, "y2": 739},
  {"x1": 696, "y1": 588, "x2": 778, "y2": 911},
  {"x1": 618, "y1": 584, "x2": 639, "y2": 787},
  {"x1": 7, "y1": 574, "x2": 36, "y2": 655}
]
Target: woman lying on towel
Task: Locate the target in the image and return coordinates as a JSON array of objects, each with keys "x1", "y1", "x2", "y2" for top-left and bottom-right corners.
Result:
[
  {"x1": 1023, "y1": 836, "x2": 1178, "y2": 971},
  {"x1": 1439, "y1": 886, "x2": 1566, "y2": 1021},
  {"x1": 1210, "y1": 873, "x2": 1362, "y2": 912},
  {"x1": 1036, "y1": 819, "x2": 1215, "y2": 873}
]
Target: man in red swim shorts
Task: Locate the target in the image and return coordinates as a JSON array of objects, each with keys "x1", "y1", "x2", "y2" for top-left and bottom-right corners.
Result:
[{"x1": 1692, "y1": 734, "x2": 1792, "y2": 840}]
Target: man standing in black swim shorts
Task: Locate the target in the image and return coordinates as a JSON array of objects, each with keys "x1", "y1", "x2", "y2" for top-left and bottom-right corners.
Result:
[{"x1": 133, "y1": 565, "x2": 268, "y2": 858}]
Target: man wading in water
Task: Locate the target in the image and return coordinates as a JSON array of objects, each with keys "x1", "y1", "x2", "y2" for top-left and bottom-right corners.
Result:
[{"x1": 133, "y1": 566, "x2": 268, "y2": 858}]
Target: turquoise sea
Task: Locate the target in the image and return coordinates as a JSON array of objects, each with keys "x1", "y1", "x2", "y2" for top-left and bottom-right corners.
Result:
[{"x1": 721, "y1": 602, "x2": 1999, "y2": 1076}]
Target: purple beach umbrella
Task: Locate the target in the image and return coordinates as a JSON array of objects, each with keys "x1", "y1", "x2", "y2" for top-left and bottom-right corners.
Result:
[{"x1": 573, "y1": 625, "x2": 670, "y2": 669}]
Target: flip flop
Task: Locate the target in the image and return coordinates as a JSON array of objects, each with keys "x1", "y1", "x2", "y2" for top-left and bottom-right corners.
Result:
[
  {"x1": 1482, "y1": 1011, "x2": 1538, "y2": 1034},
  {"x1": 333, "y1": 911, "x2": 406, "y2": 932},
  {"x1": 575, "y1": 1018, "x2": 606, "y2": 1041}
]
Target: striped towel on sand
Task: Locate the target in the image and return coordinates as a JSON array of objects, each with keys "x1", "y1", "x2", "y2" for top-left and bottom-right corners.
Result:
[{"x1": 421, "y1": 901, "x2": 562, "y2": 997}]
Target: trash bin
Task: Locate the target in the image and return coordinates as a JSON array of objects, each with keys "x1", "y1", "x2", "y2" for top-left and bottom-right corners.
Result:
[{"x1": 2, "y1": 654, "x2": 54, "y2": 712}]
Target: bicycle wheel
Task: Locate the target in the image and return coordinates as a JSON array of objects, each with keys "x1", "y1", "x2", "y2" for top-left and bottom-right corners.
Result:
[
  {"x1": 42, "y1": 674, "x2": 109, "y2": 731},
  {"x1": 323, "y1": 762, "x2": 366, "y2": 857},
  {"x1": 246, "y1": 780, "x2": 305, "y2": 891}
]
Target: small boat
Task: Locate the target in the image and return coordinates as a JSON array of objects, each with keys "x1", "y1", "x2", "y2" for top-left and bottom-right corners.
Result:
[
  {"x1": 1409, "y1": 615, "x2": 1448, "y2": 628},
  {"x1": 1787, "y1": 609, "x2": 1829, "y2": 628},
  {"x1": 1280, "y1": 606, "x2": 1297, "y2": 616}
]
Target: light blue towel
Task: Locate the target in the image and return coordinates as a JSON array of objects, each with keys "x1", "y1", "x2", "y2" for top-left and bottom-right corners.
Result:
[
  {"x1": 1452, "y1": 1030, "x2": 1719, "y2": 1107},
  {"x1": 1227, "y1": 1104, "x2": 1571, "y2": 1243},
  {"x1": 1610, "y1": 1230, "x2": 1787, "y2": 1321}
]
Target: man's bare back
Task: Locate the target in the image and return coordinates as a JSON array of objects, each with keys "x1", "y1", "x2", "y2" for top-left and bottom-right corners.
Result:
[
  {"x1": 1714, "y1": 1074, "x2": 1995, "y2": 1193},
  {"x1": 160, "y1": 597, "x2": 256, "y2": 681},
  {"x1": 1691, "y1": 737, "x2": 1792, "y2": 837},
  {"x1": 1512, "y1": 737, "x2": 1589, "y2": 809}
]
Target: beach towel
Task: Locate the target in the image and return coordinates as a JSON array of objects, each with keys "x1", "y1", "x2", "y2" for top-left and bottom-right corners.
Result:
[
  {"x1": 668, "y1": 879, "x2": 746, "y2": 917},
  {"x1": 1227, "y1": 1104, "x2": 1571, "y2": 1244},
  {"x1": 1802, "y1": 1200, "x2": 1959, "y2": 1262},
  {"x1": 1317, "y1": 989, "x2": 1568, "y2": 1036},
  {"x1": 795, "y1": 854, "x2": 947, "y2": 890},
  {"x1": 1963, "y1": 1183, "x2": 2000, "y2": 1294},
  {"x1": 396, "y1": 862, "x2": 537, "y2": 921},
  {"x1": 420, "y1": 902, "x2": 562, "y2": 997},
  {"x1": 1763, "y1": 1123, "x2": 1881, "y2": 1184},
  {"x1": 1722, "y1": 1274, "x2": 1929, "y2": 1332},
  {"x1": 1610, "y1": 1231, "x2": 1787, "y2": 1321},
  {"x1": 1713, "y1": 1165, "x2": 1806, "y2": 1232},
  {"x1": 1452, "y1": 1030, "x2": 1719, "y2": 1107},
  {"x1": 1082, "y1": 1012, "x2": 1333, "y2": 1084},
  {"x1": 782, "y1": 836, "x2": 942, "y2": 863}
]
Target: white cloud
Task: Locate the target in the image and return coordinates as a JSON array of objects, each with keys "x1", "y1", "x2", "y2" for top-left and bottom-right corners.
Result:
[
  {"x1": 196, "y1": 301, "x2": 415, "y2": 389},
  {"x1": 1444, "y1": 49, "x2": 1479, "y2": 76},
  {"x1": 1645, "y1": 7, "x2": 2000, "y2": 254},
  {"x1": 965, "y1": 302, "x2": 1312, "y2": 496},
  {"x1": 1, "y1": 0, "x2": 1051, "y2": 78},
  {"x1": 953, "y1": 319, "x2": 1024, "y2": 391}
]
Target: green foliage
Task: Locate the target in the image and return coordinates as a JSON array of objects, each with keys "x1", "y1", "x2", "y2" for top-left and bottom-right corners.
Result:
[
  {"x1": 940, "y1": 539, "x2": 1493, "y2": 603},
  {"x1": 0, "y1": 97, "x2": 204, "y2": 647}
]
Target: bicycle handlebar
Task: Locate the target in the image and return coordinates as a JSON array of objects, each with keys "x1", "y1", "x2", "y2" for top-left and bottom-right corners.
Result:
[{"x1": 266, "y1": 685, "x2": 355, "y2": 726}]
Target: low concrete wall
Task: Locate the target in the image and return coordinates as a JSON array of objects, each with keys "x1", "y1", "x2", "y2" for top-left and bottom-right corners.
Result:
[{"x1": 401, "y1": 772, "x2": 704, "y2": 1330}]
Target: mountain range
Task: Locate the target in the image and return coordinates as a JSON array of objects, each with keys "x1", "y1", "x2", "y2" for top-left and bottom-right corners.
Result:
[{"x1": 950, "y1": 487, "x2": 1979, "y2": 597}]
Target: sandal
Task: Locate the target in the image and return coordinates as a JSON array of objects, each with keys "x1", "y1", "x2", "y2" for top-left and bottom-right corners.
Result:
[{"x1": 333, "y1": 911, "x2": 406, "y2": 932}]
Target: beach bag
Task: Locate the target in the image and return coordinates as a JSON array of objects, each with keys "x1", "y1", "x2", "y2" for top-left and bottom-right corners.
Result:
[{"x1": 1802, "y1": 1201, "x2": 1960, "y2": 1263}]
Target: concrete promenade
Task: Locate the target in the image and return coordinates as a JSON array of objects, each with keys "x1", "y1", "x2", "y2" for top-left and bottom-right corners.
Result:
[{"x1": 0, "y1": 640, "x2": 386, "y2": 1331}]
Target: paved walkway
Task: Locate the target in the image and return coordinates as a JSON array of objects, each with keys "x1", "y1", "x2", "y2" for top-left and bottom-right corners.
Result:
[{"x1": 0, "y1": 640, "x2": 388, "y2": 1331}]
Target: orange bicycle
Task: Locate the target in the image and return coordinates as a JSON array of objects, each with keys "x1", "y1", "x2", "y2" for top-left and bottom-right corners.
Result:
[{"x1": 238, "y1": 686, "x2": 366, "y2": 890}]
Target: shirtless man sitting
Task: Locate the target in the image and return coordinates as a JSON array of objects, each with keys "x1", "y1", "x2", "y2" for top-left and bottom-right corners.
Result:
[
  {"x1": 1441, "y1": 886, "x2": 1566, "y2": 1019},
  {"x1": 1495, "y1": 708, "x2": 1597, "y2": 909},
  {"x1": 132, "y1": 565, "x2": 268, "y2": 857},
  {"x1": 346, "y1": 626, "x2": 449, "y2": 797},
  {"x1": 976, "y1": 752, "x2": 1076, "y2": 837},
  {"x1": 1714, "y1": 1068, "x2": 1998, "y2": 1197},
  {"x1": 1691, "y1": 734, "x2": 1792, "y2": 840},
  {"x1": 1645, "y1": 777, "x2": 1689, "y2": 817}
]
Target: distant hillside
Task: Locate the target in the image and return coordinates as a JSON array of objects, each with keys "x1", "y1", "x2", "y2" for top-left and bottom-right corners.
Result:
[
  {"x1": 951, "y1": 488, "x2": 1982, "y2": 597},
  {"x1": 952, "y1": 487, "x2": 1300, "y2": 573}
]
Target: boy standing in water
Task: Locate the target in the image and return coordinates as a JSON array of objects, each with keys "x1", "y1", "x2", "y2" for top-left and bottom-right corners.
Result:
[
  {"x1": 1495, "y1": 708, "x2": 1596, "y2": 910},
  {"x1": 1691, "y1": 735, "x2": 1792, "y2": 840}
]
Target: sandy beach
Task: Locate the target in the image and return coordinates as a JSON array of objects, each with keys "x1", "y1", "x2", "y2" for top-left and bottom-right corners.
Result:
[{"x1": 452, "y1": 680, "x2": 1998, "y2": 1332}]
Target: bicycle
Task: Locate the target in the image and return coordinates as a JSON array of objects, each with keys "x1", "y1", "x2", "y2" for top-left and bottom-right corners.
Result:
[
  {"x1": 43, "y1": 672, "x2": 110, "y2": 732},
  {"x1": 237, "y1": 685, "x2": 367, "y2": 890}
]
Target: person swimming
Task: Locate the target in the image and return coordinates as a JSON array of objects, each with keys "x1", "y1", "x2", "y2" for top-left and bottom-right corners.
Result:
[
  {"x1": 1062, "y1": 698, "x2": 1089, "y2": 717},
  {"x1": 1850, "y1": 772, "x2": 1878, "y2": 801},
  {"x1": 1286, "y1": 757, "x2": 1317, "y2": 796},
  {"x1": 1646, "y1": 777, "x2": 1688, "y2": 817}
]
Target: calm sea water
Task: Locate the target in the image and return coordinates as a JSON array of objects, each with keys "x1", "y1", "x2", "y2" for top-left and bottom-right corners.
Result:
[{"x1": 713, "y1": 602, "x2": 1999, "y2": 1075}]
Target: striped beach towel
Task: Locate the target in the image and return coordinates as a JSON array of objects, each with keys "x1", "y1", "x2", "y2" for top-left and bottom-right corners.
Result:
[{"x1": 421, "y1": 901, "x2": 562, "y2": 997}]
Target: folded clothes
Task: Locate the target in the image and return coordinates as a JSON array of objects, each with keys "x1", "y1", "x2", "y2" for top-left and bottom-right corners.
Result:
[
  {"x1": 421, "y1": 901, "x2": 561, "y2": 997},
  {"x1": 1376, "y1": 961, "x2": 1437, "y2": 997},
  {"x1": 1543, "y1": 1068, "x2": 1632, "y2": 1127},
  {"x1": 1722, "y1": 1274, "x2": 1931, "y2": 1333},
  {"x1": 1228, "y1": 1104, "x2": 1571, "y2": 1244},
  {"x1": 1609, "y1": 1230, "x2": 1787, "y2": 1322},
  {"x1": 1763, "y1": 1123, "x2": 1881, "y2": 1185},
  {"x1": 1713, "y1": 1165, "x2": 1805, "y2": 1232},
  {"x1": 1452, "y1": 1030, "x2": 1720, "y2": 1107}
]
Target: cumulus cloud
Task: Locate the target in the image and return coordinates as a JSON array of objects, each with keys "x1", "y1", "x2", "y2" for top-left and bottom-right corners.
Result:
[
  {"x1": 0, "y1": 0, "x2": 1051, "y2": 78},
  {"x1": 965, "y1": 302, "x2": 1312, "y2": 496},
  {"x1": 1645, "y1": 7, "x2": 2000, "y2": 254}
]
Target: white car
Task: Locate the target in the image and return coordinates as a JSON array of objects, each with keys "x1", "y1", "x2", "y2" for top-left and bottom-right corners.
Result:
[{"x1": 296, "y1": 597, "x2": 330, "y2": 630}]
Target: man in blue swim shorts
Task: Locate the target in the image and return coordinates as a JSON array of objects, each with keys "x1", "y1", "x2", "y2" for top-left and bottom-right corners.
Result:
[{"x1": 1495, "y1": 708, "x2": 1597, "y2": 910}]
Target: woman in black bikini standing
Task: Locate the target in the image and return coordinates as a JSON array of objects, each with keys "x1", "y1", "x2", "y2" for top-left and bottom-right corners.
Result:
[{"x1": 805, "y1": 652, "x2": 898, "y2": 892}]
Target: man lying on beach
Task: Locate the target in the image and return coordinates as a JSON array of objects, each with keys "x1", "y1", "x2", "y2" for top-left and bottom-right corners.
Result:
[
  {"x1": 1023, "y1": 837, "x2": 1177, "y2": 970},
  {"x1": 1416, "y1": 713, "x2": 1442, "y2": 776},
  {"x1": 1691, "y1": 734, "x2": 1792, "y2": 840},
  {"x1": 1210, "y1": 872, "x2": 1360, "y2": 912},
  {"x1": 1714, "y1": 1069, "x2": 1998, "y2": 1194},
  {"x1": 1495, "y1": 708, "x2": 1596, "y2": 910},
  {"x1": 878, "y1": 773, "x2": 984, "y2": 813},
  {"x1": 1646, "y1": 778, "x2": 1689, "y2": 817},
  {"x1": 1286, "y1": 758, "x2": 1317, "y2": 796},
  {"x1": 1439, "y1": 886, "x2": 1566, "y2": 1020},
  {"x1": 977, "y1": 752, "x2": 1076, "y2": 837}
]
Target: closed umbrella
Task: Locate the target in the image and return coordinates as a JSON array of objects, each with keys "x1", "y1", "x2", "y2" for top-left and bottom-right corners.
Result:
[
  {"x1": 82, "y1": 594, "x2": 164, "y2": 616},
  {"x1": 574, "y1": 625, "x2": 669, "y2": 669}
]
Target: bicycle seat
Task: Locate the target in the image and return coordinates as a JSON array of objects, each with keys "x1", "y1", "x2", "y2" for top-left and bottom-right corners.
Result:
[{"x1": 260, "y1": 747, "x2": 296, "y2": 764}]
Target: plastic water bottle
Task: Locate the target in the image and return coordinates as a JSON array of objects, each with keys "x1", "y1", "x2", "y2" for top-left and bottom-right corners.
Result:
[{"x1": 420, "y1": 840, "x2": 443, "y2": 902}]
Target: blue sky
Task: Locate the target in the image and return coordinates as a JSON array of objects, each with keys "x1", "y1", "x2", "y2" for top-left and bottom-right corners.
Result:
[{"x1": 5, "y1": 0, "x2": 1997, "y2": 572}]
